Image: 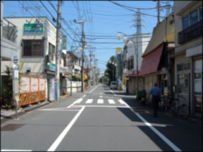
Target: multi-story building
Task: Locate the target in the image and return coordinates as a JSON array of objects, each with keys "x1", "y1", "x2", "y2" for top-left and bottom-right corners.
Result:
[
  {"x1": 1, "y1": 1, "x2": 18, "y2": 105},
  {"x1": 122, "y1": 33, "x2": 150, "y2": 94},
  {"x1": 174, "y1": 1, "x2": 202, "y2": 116},
  {"x1": 1, "y1": 16, "x2": 71, "y2": 103}
]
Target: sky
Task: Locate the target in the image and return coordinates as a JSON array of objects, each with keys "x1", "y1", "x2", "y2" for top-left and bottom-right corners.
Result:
[{"x1": 3, "y1": 1, "x2": 174, "y2": 73}]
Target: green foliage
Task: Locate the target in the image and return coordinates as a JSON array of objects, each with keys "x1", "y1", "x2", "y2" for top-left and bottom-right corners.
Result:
[
  {"x1": 1, "y1": 104, "x2": 12, "y2": 110},
  {"x1": 105, "y1": 56, "x2": 115, "y2": 81},
  {"x1": 3, "y1": 65, "x2": 13, "y2": 105},
  {"x1": 3, "y1": 62, "x2": 25, "y2": 106},
  {"x1": 72, "y1": 75, "x2": 81, "y2": 81}
]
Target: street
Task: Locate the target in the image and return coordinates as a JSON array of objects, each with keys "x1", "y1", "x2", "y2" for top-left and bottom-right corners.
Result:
[{"x1": 1, "y1": 84, "x2": 202, "y2": 151}]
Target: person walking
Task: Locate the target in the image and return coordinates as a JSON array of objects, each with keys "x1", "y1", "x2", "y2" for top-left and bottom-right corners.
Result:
[{"x1": 147, "y1": 82, "x2": 162, "y2": 118}]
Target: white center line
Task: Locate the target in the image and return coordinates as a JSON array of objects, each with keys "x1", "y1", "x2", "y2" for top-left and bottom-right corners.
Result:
[
  {"x1": 108, "y1": 99, "x2": 115, "y2": 104},
  {"x1": 86, "y1": 99, "x2": 93, "y2": 104},
  {"x1": 118, "y1": 99, "x2": 125, "y2": 104},
  {"x1": 48, "y1": 106, "x2": 85, "y2": 151},
  {"x1": 119, "y1": 99, "x2": 182, "y2": 152},
  {"x1": 97, "y1": 99, "x2": 104, "y2": 104}
]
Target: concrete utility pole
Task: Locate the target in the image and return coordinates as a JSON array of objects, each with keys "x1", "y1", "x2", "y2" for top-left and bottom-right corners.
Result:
[
  {"x1": 55, "y1": 0, "x2": 62, "y2": 102},
  {"x1": 81, "y1": 14, "x2": 85, "y2": 92},
  {"x1": 158, "y1": 0, "x2": 160, "y2": 24}
]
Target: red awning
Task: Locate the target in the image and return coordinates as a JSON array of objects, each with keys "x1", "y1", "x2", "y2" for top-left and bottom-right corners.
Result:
[
  {"x1": 139, "y1": 44, "x2": 164, "y2": 76},
  {"x1": 126, "y1": 72, "x2": 139, "y2": 77}
]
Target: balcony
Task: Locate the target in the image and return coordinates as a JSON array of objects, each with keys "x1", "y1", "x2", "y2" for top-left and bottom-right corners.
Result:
[
  {"x1": 2, "y1": 18, "x2": 17, "y2": 43},
  {"x1": 178, "y1": 20, "x2": 202, "y2": 44}
]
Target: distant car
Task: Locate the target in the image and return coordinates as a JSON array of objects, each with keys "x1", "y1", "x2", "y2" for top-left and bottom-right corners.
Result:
[{"x1": 110, "y1": 81, "x2": 117, "y2": 90}]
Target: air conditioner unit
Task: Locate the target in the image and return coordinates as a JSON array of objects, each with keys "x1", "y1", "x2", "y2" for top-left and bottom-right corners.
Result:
[{"x1": 46, "y1": 54, "x2": 52, "y2": 63}]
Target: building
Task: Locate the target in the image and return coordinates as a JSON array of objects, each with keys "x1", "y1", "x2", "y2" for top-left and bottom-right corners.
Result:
[
  {"x1": 139, "y1": 13, "x2": 175, "y2": 101},
  {"x1": 2, "y1": 16, "x2": 70, "y2": 103},
  {"x1": 122, "y1": 33, "x2": 150, "y2": 94},
  {"x1": 174, "y1": 1, "x2": 202, "y2": 117},
  {"x1": 0, "y1": 1, "x2": 18, "y2": 106}
]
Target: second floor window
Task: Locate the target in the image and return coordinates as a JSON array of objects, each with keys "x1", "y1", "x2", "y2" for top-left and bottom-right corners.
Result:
[
  {"x1": 182, "y1": 6, "x2": 202, "y2": 30},
  {"x1": 23, "y1": 40, "x2": 43, "y2": 57},
  {"x1": 48, "y1": 43, "x2": 55, "y2": 61}
]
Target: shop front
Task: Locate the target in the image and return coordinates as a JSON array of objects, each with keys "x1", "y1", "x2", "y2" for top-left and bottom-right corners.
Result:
[
  {"x1": 186, "y1": 44, "x2": 202, "y2": 116},
  {"x1": 45, "y1": 63, "x2": 55, "y2": 102}
]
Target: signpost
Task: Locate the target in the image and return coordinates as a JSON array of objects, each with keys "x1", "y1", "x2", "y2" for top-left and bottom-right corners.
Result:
[
  {"x1": 12, "y1": 55, "x2": 19, "y2": 120},
  {"x1": 54, "y1": 79, "x2": 58, "y2": 102}
]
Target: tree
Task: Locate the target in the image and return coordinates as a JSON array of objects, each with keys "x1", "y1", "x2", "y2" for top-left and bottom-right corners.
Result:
[{"x1": 105, "y1": 56, "x2": 116, "y2": 82}]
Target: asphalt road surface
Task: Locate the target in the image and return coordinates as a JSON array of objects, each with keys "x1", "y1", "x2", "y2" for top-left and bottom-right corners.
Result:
[{"x1": 1, "y1": 84, "x2": 202, "y2": 151}]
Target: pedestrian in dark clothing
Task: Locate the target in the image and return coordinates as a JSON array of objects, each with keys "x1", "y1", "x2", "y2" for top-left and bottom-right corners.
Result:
[{"x1": 147, "y1": 82, "x2": 162, "y2": 118}]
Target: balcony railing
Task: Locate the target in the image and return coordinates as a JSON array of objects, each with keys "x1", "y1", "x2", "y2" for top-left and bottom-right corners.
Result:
[
  {"x1": 2, "y1": 18, "x2": 17, "y2": 43},
  {"x1": 178, "y1": 20, "x2": 202, "y2": 44}
]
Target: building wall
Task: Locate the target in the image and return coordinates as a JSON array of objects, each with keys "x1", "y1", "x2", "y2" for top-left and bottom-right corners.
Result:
[
  {"x1": 4, "y1": 17, "x2": 57, "y2": 76},
  {"x1": 174, "y1": 1, "x2": 202, "y2": 54},
  {"x1": 127, "y1": 34, "x2": 150, "y2": 74}
]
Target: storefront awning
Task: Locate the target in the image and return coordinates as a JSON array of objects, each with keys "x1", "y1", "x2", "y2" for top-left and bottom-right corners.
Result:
[{"x1": 139, "y1": 44, "x2": 164, "y2": 76}]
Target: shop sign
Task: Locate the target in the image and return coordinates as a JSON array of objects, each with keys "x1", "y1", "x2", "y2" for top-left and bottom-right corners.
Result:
[
  {"x1": 164, "y1": 87, "x2": 168, "y2": 96},
  {"x1": 49, "y1": 63, "x2": 55, "y2": 71},
  {"x1": 24, "y1": 23, "x2": 43, "y2": 33},
  {"x1": 74, "y1": 65, "x2": 81, "y2": 71}
]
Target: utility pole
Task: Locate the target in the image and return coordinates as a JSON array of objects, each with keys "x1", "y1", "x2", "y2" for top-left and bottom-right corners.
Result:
[
  {"x1": 81, "y1": 14, "x2": 85, "y2": 92},
  {"x1": 55, "y1": 0, "x2": 62, "y2": 102},
  {"x1": 158, "y1": 0, "x2": 160, "y2": 24}
]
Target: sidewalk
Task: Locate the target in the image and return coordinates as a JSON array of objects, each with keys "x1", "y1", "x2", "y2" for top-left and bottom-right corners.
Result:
[{"x1": 0, "y1": 95, "x2": 70, "y2": 122}]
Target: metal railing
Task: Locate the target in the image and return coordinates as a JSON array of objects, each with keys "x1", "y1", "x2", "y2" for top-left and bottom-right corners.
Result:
[
  {"x1": 2, "y1": 18, "x2": 17, "y2": 43},
  {"x1": 178, "y1": 20, "x2": 202, "y2": 44}
]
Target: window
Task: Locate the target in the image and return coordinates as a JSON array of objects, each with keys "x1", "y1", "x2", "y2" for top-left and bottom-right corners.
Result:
[
  {"x1": 48, "y1": 43, "x2": 55, "y2": 61},
  {"x1": 199, "y1": 6, "x2": 202, "y2": 21},
  {"x1": 182, "y1": 14, "x2": 190, "y2": 30},
  {"x1": 177, "y1": 63, "x2": 190, "y2": 71},
  {"x1": 182, "y1": 6, "x2": 202, "y2": 30},
  {"x1": 178, "y1": 74, "x2": 189, "y2": 94},
  {"x1": 130, "y1": 58, "x2": 134, "y2": 69},
  {"x1": 190, "y1": 9, "x2": 198, "y2": 26},
  {"x1": 23, "y1": 40, "x2": 43, "y2": 57},
  {"x1": 128, "y1": 60, "x2": 130, "y2": 70}
]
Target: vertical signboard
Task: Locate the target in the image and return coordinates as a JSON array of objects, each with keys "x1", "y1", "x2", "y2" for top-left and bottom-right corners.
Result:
[{"x1": 54, "y1": 79, "x2": 58, "y2": 102}]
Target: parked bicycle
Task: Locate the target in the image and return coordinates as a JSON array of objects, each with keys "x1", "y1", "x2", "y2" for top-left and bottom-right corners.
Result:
[
  {"x1": 159, "y1": 95, "x2": 172, "y2": 112},
  {"x1": 169, "y1": 95, "x2": 190, "y2": 119}
]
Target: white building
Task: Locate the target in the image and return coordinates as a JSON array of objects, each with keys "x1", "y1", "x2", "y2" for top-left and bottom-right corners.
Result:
[
  {"x1": 122, "y1": 33, "x2": 150, "y2": 94},
  {"x1": 1, "y1": 1, "x2": 18, "y2": 104},
  {"x1": 1, "y1": 17, "x2": 70, "y2": 102}
]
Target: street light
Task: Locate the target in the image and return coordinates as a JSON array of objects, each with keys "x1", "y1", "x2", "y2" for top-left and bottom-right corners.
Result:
[{"x1": 117, "y1": 32, "x2": 139, "y2": 94}]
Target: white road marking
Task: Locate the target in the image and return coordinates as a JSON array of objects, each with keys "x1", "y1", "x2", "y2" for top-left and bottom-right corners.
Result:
[
  {"x1": 99, "y1": 96, "x2": 103, "y2": 98},
  {"x1": 89, "y1": 85, "x2": 100, "y2": 93},
  {"x1": 100, "y1": 93, "x2": 102, "y2": 94},
  {"x1": 109, "y1": 88, "x2": 117, "y2": 96},
  {"x1": 86, "y1": 99, "x2": 93, "y2": 104},
  {"x1": 38, "y1": 109, "x2": 79, "y2": 111},
  {"x1": 82, "y1": 95, "x2": 86, "y2": 98},
  {"x1": 119, "y1": 99, "x2": 182, "y2": 152},
  {"x1": 97, "y1": 99, "x2": 104, "y2": 104},
  {"x1": 48, "y1": 106, "x2": 85, "y2": 151},
  {"x1": 1, "y1": 150, "x2": 32, "y2": 151},
  {"x1": 72, "y1": 105, "x2": 128, "y2": 108},
  {"x1": 67, "y1": 98, "x2": 83, "y2": 108},
  {"x1": 108, "y1": 99, "x2": 115, "y2": 104},
  {"x1": 75, "y1": 98, "x2": 83, "y2": 103},
  {"x1": 118, "y1": 99, "x2": 126, "y2": 104}
]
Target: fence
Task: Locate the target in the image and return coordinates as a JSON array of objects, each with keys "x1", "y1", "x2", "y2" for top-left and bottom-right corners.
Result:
[{"x1": 19, "y1": 75, "x2": 46, "y2": 107}]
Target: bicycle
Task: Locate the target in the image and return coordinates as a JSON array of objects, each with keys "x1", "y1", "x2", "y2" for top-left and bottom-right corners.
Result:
[
  {"x1": 169, "y1": 96, "x2": 190, "y2": 119},
  {"x1": 159, "y1": 95, "x2": 172, "y2": 112}
]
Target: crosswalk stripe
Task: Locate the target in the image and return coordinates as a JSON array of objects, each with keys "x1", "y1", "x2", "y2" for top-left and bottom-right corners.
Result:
[
  {"x1": 75, "y1": 98, "x2": 83, "y2": 103},
  {"x1": 97, "y1": 99, "x2": 103, "y2": 104},
  {"x1": 108, "y1": 99, "x2": 115, "y2": 104},
  {"x1": 86, "y1": 99, "x2": 93, "y2": 104},
  {"x1": 118, "y1": 99, "x2": 125, "y2": 104}
]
